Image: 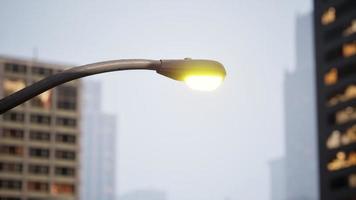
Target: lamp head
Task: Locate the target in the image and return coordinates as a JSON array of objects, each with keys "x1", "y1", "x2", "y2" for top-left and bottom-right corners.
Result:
[{"x1": 156, "y1": 59, "x2": 226, "y2": 91}]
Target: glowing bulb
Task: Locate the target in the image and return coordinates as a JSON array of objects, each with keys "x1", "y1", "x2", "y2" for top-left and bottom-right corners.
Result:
[{"x1": 184, "y1": 75, "x2": 224, "y2": 91}]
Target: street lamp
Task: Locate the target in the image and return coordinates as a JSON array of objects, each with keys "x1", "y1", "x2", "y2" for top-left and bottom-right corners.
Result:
[{"x1": 0, "y1": 58, "x2": 226, "y2": 114}]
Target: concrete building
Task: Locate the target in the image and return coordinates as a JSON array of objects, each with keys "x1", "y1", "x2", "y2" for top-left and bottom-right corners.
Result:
[
  {"x1": 284, "y1": 13, "x2": 318, "y2": 200},
  {"x1": 0, "y1": 56, "x2": 81, "y2": 200},
  {"x1": 81, "y1": 80, "x2": 117, "y2": 200}
]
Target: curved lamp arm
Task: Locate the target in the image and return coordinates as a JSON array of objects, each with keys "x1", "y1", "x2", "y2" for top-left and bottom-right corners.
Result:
[
  {"x1": 0, "y1": 59, "x2": 161, "y2": 114},
  {"x1": 0, "y1": 58, "x2": 226, "y2": 114}
]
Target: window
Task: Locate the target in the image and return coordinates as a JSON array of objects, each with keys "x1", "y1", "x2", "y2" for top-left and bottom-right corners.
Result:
[
  {"x1": 55, "y1": 150, "x2": 75, "y2": 160},
  {"x1": 27, "y1": 181, "x2": 49, "y2": 192},
  {"x1": 3, "y1": 78, "x2": 26, "y2": 96},
  {"x1": 4, "y1": 63, "x2": 27, "y2": 74},
  {"x1": 324, "y1": 68, "x2": 338, "y2": 85},
  {"x1": 51, "y1": 183, "x2": 75, "y2": 195},
  {"x1": 30, "y1": 90, "x2": 52, "y2": 109},
  {"x1": 0, "y1": 145, "x2": 23, "y2": 156},
  {"x1": 30, "y1": 114, "x2": 51, "y2": 125},
  {"x1": 56, "y1": 117, "x2": 76, "y2": 128},
  {"x1": 57, "y1": 86, "x2": 77, "y2": 111},
  {"x1": 31, "y1": 66, "x2": 52, "y2": 76},
  {"x1": 28, "y1": 164, "x2": 49, "y2": 175},
  {"x1": 343, "y1": 20, "x2": 356, "y2": 36},
  {"x1": 0, "y1": 162, "x2": 23, "y2": 173},
  {"x1": 55, "y1": 166, "x2": 75, "y2": 177},
  {"x1": 335, "y1": 106, "x2": 356, "y2": 125},
  {"x1": 1, "y1": 128, "x2": 24, "y2": 139},
  {"x1": 29, "y1": 130, "x2": 50, "y2": 142},
  {"x1": 2, "y1": 112, "x2": 24, "y2": 123},
  {"x1": 343, "y1": 41, "x2": 356, "y2": 57},
  {"x1": 29, "y1": 148, "x2": 49, "y2": 159},
  {"x1": 0, "y1": 180, "x2": 22, "y2": 190},
  {"x1": 56, "y1": 133, "x2": 76, "y2": 144},
  {"x1": 321, "y1": 7, "x2": 336, "y2": 25},
  {"x1": 0, "y1": 197, "x2": 21, "y2": 200}
]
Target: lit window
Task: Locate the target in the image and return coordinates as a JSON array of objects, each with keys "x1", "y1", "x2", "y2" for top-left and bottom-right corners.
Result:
[
  {"x1": 343, "y1": 41, "x2": 356, "y2": 57},
  {"x1": 27, "y1": 181, "x2": 49, "y2": 192},
  {"x1": 344, "y1": 20, "x2": 356, "y2": 36},
  {"x1": 321, "y1": 7, "x2": 336, "y2": 25},
  {"x1": 31, "y1": 90, "x2": 52, "y2": 109},
  {"x1": 336, "y1": 106, "x2": 356, "y2": 124},
  {"x1": 324, "y1": 68, "x2": 338, "y2": 85},
  {"x1": 51, "y1": 183, "x2": 75, "y2": 195},
  {"x1": 3, "y1": 78, "x2": 26, "y2": 96},
  {"x1": 349, "y1": 174, "x2": 356, "y2": 188},
  {"x1": 328, "y1": 85, "x2": 356, "y2": 106}
]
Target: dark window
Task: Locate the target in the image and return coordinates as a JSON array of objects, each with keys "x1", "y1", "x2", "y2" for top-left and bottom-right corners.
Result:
[
  {"x1": 29, "y1": 130, "x2": 50, "y2": 142},
  {"x1": 1, "y1": 128, "x2": 24, "y2": 139},
  {"x1": 0, "y1": 197, "x2": 21, "y2": 200},
  {"x1": 2, "y1": 112, "x2": 24, "y2": 122},
  {"x1": 30, "y1": 114, "x2": 51, "y2": 125},
  {"x1": 0, "y1": 145, "x2": 23, "y2": 156},
  {"x1": 55, "y1": 166, "x2": 75, "y2": 176},
  {"x1": 57, "y1": 86, "x2": 77, "y2": 111},
  {"x1": 28, "y1": 164, "x2": 49, "y2": 175},
  {"x1": 56, "y1": 117, "x2": 76, "y2": 128},
  {"x1": 31, "y1": 66, "x2": 52, "y2": 76},
  {"x1": 29, "y1": 148, "x2": 49, "y2": 159},
  {"x1": 0, "y1": 180, "x2": 22, "y2": 190},
  {"x1": 4, "y1": 63, "x2": 27, "y2": 74},
  {"x1": 55, "y1": 150, "x2": 75, "y2": 160},
  {"x1": 0, "y1": 162, "x2": 23, "y2": 173},
  {"x1": 27, "y1": 181, "x2": 49, "y2": 192},
  {"x1": 56, "y1": 133, "x2": 76, "y2": 144}
]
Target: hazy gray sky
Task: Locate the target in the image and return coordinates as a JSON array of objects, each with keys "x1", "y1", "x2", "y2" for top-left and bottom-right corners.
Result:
[{"x1": 0, "y1": 1, "x2": 311, "y2": 199}]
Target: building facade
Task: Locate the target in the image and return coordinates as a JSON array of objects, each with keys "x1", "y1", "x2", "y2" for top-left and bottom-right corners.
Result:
[
  {"x1": 81, "y1": 80, "x2": 117, "y2": 200},
  {"x1": 285, "y1": 13, "x2": 318, "y2": 200},
  {"x1": 314, "y1": 0, "x2": 356, "y2": 199},
  {"x1": 0, "y1": 56, "x2": 80, "y2": 200}
]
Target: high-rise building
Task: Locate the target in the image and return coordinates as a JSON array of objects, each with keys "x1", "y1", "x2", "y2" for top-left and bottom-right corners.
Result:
[
  {"x1": 268, "y1": 158, "x2": 286, "y2": 200},
  {"x1": 81, "y1": 80, "x2": 117, "y2": 200},
  {"x1": 0, "y1": 56, "x2": 80, "y2": 200},
  {"x1": 119, "y1": 189, "x2": 167, "y2": 200},
  {"x1": 314, "y1": 0, "x2": 356, "y2": 199},
  {"x1": 284, "y1": 13, "x2": 318, "y2": 200}
]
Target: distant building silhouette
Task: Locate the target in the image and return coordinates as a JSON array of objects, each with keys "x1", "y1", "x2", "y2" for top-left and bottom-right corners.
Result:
[
  {"x1": 284, "y1": 13, "x2": 318, "y2": 200},
  {"x1": 268, "y1": 158, "x2": 286, "y2": 200},
  {"x1": 119, "y1": 189, "x2": 167, "y2": 200},
  {"x1": 81, "y1": 80, "x2": 118, "y2": 200}
]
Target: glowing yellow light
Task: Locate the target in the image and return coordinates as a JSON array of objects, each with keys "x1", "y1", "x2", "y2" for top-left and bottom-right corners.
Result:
[{"x1": 184, "y1": 75, "x2": 224, "y2": 91}]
